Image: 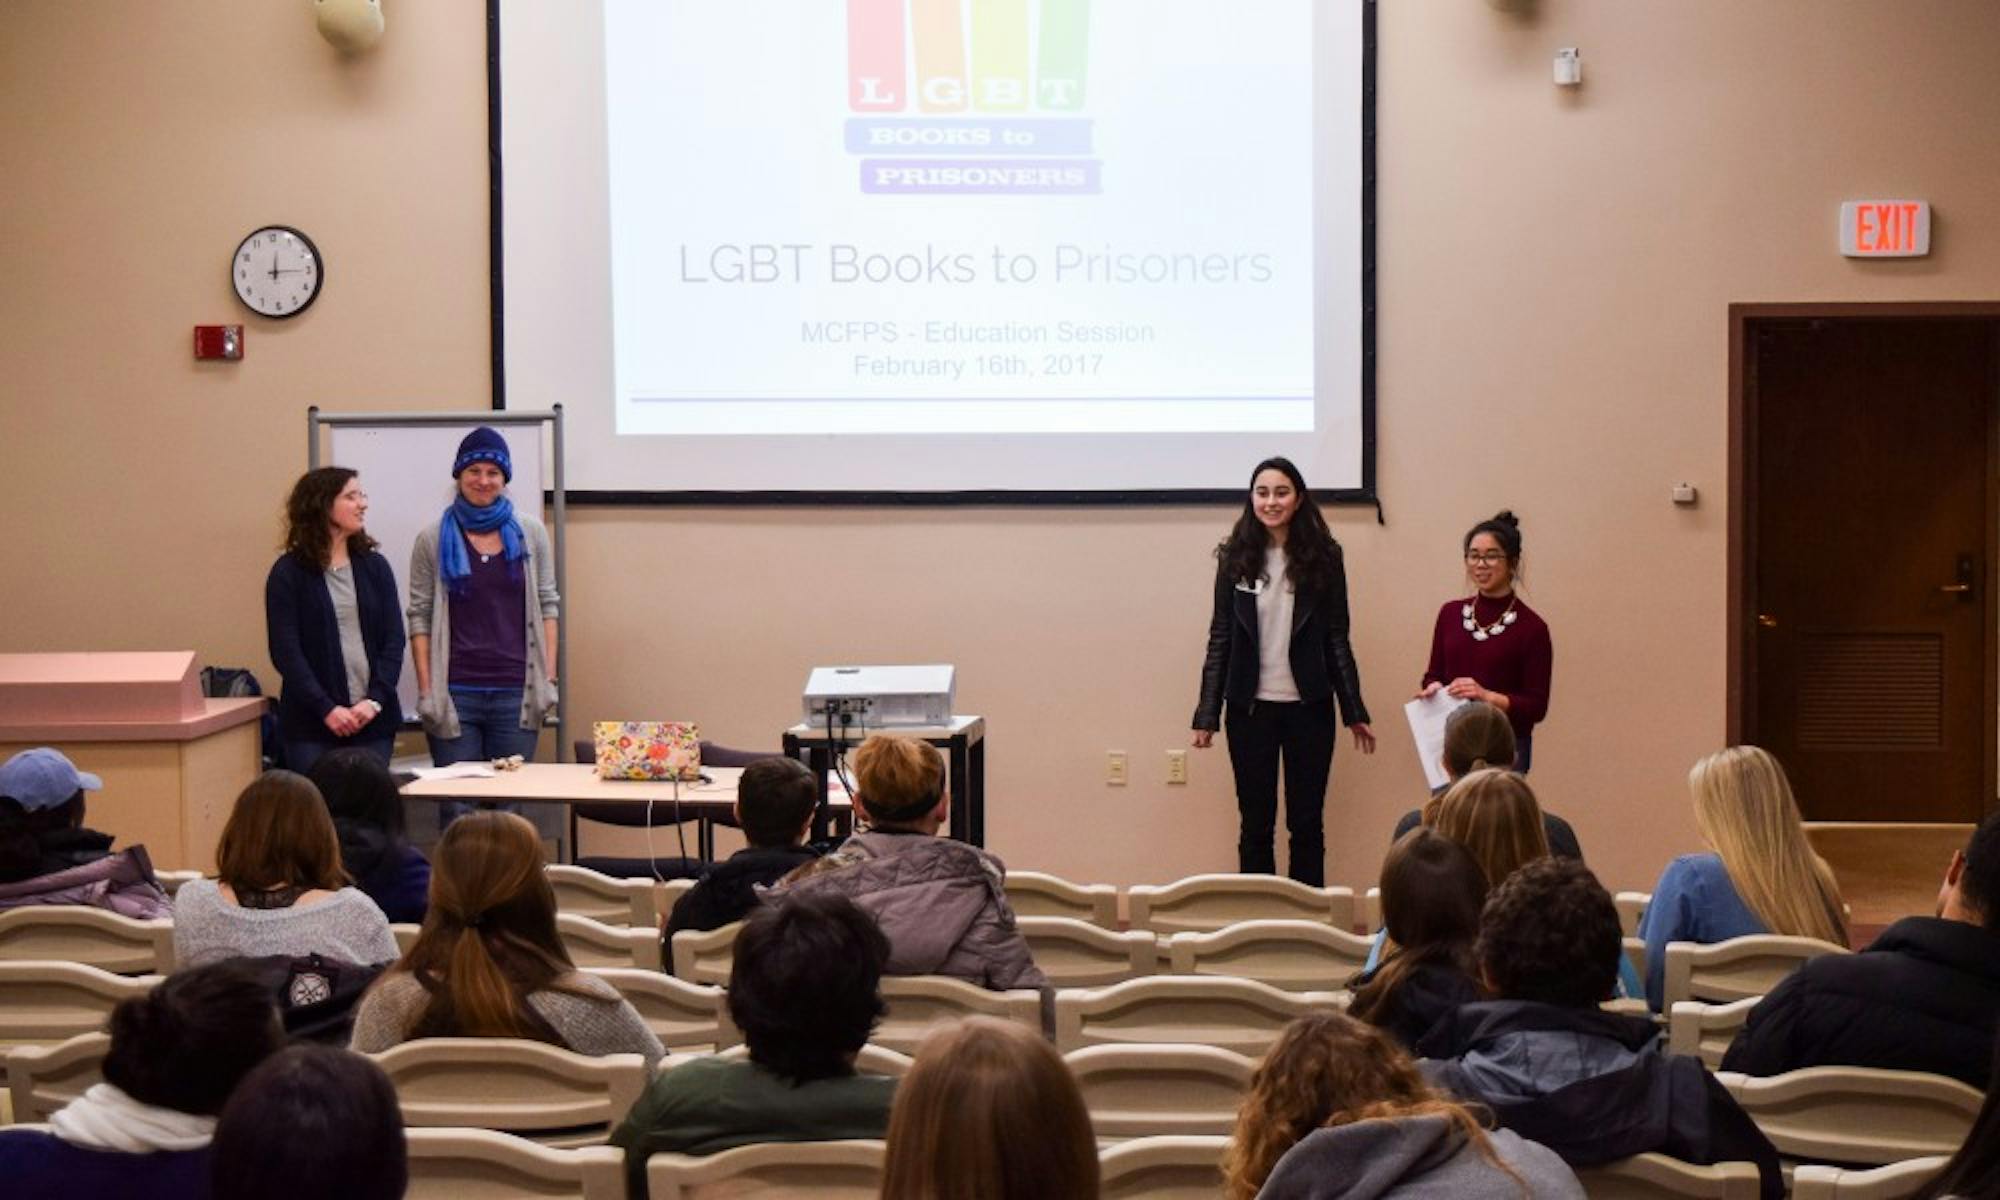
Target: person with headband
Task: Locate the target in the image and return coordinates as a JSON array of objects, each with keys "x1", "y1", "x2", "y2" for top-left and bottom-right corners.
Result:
[
  {"x1": 406, "y1": 426, "x2": 560, "y2": 827},
  {"x1": 1416, "y1": 511, "x2": 1552, "y2": 772}
]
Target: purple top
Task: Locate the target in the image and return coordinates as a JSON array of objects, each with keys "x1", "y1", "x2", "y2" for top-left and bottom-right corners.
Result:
[
  {"x1": 447, "y1": 538, "x2": 528, "y2": 687},
  {"x1": 1422, "y1": 594, "x2": 1553, "y2": 741}
]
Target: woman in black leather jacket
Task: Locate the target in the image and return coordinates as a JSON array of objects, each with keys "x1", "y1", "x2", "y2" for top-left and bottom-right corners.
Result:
[{"x1": 1191, "y1": 457, "x2": 1374, "y2": 886}]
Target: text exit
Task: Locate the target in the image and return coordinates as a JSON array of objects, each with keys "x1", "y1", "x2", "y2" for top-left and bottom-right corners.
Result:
[{"x1": 1839, "y1": 200, "x2": 1931, "y2": 258}]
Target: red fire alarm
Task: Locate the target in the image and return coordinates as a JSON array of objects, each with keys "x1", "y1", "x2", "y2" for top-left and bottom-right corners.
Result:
[{"x1": 194, "y1": 325, "x2": 244, "y2": 360}]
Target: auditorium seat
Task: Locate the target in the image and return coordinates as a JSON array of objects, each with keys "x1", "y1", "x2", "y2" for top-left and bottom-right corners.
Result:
[
  {"x1": 1017, "y1": 916, "x2": 1157, "y2": 987},
  {"x1": 404, "y1": 1126, "x2": 626, "y2": 1200},
  {"x1": 582, "y1": 968, "x2": 737, "y2": 1052},
  {"x1": 1064, "y1": 1043, "x2": 1253, "y2": 1139},
  {"x1": 1098, "y1": 1135, "x2": 1232, "y2": 1200},
  {"x1": 370, "y1": 1037, "x2": 649, "y2": 1147},
  {"x1": 0, "y1": 960, "x2": 157, "y2": 1046},
  {"x1": 1003, "y1": 870, "x2": 1119, "y2": 927},
  {"x1": 4, "y1": 1029, "x2": 109, "y2": 1123},
  {"x1": 874, "y1": 975, "x2": 1042, "y2": 1055},
  {"x1": 557, "y1": 911, "x2": 663, "y2": 971},
  {"x1": 0, "y1": 907, "x2": 174, "y2": 975},
  {"x1": 1164, "y1": 918, "x2": 1373, "y2": 991},
  {"x1": 1127, "y1": 875, "x2": 1357, "y2": 936},
  {"x1": 1053, "y1": 975, "x2": 1344, "y2": 1055},
  {"x1": 1615, "y1": 891, "x2": 1651, "y2": 936},
  {"x1": 548, "y1": 864, "x2": 660, "y2": 926},
  {"x1": 667, "y1": 920, "x2": 741, "y2": 985},
  {"x1": 1790, "y1": 1156, "x2": 1950, "y2": 1200},
  {"x1": 1571, "y1": 1152, "x2": 1764, "y2": 1199},
  {"x1": 646, "y1": 1139, "x2": 886, "y2": 1199},
  {"x1": 1662, "y1": 934, "x2": 1849, "y2": 1008},
  {"x1": 1713, "y1": 1066, "x2": 1981, "y2": 1166},
  {"x1": 717, "y1": 1042, "x2": 913, "y2": 1078},
  {"x1": 1667, "y1": 996, "x2": 1762, "y2": 1068}
]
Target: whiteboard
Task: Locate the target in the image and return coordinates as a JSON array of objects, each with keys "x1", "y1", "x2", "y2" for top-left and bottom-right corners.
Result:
[{"x1": 322, "y1": 421, "x2": 551, "y2": 722}]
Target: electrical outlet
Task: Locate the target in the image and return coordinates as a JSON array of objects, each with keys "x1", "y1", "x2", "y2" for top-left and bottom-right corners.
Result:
[
  {"x1": 1106, "y1": 751, "x2": 1128, "y2": 786},
  {"x1": 1165, "y1": 749, "x2": 1189, "y2": 785}
]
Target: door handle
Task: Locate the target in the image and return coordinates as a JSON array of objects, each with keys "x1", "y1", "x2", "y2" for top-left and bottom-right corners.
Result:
[
  {"x1": 1943, "y1": 553, "x2": 1977, "y2": 599},
  {"x1": 1939, "y1": 583, "x2": 1972, "y2": 594}
]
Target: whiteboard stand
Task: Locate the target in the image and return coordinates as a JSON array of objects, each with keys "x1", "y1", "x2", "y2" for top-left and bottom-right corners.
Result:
[{"x1": 306, "y1": 406, "x2": 571, "y2": 848}]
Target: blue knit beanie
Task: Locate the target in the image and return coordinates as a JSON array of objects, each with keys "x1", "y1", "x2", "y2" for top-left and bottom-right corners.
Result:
[{"x1": 453, "y1": 426, "x2": 512, "y2": 482}]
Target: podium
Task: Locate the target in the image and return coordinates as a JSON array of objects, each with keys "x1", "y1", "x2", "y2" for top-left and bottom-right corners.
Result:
[
  {"x1": 783, "y1": 715, "x2": 986, "y2": 847},
  {"x1": 0, "y1": 652, "x2": 267, "y2": 872}
]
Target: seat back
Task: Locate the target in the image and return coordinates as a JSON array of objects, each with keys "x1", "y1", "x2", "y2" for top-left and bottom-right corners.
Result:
[
  {"x1": 1662, "y1": 934, "x2": 1849, "y2": 1006},
  {"x1": 371, "y1": 1038, "x2": 649, "y2": 1143},
  {"x1": 647, "y1": 1139, "x2": 887, "y2": 1199},
  {"x1": 668, "y1": 921, "x2": 742, "y2": 985},
  {"x1": 875, "y1": 975, "x2": 1042, "y2": 1055},
  {"x1": 5, "y1": 1030, "x2": 112, "y2": 1122},
  {"x1": 1066, "y1": 1043, "x2": 1254, "y2": 1139},
  {"x1": 558, "y1": 912, "x2": 663, "y2": 971},
  {"x1": 1666, "y1": 997, "x2": 1761, "y2": 1068},
  {"x1": 1098, "y1": 1135, "x2": 1232, "y2": 1200},
  {"x1": 584, "y1": 968, "x2": 738, "y2": 1050},
  {"x1": 1165, "y1": 919, "x2": 1374, "y2": 991},
  {"x1": 1053, "y1": 975, "x2": 1344, "y2": 1054},
  {"x1": 392, "y1": 923, "x2": 422, "y2": 955},
  {"x1": 1359, "y1": 887, "x2": 1382, "y2": 933},
  {"x1": 1715, "y1": 1066, "x2": 1982, "y2": 1165},
  {"x1": 1571, "y1": 1153, "x2": 1765, "y2": 1199},
  {"x1": 1017, "y1": 917, "x2": 1157, "y2": 988},
  {"x1": 1127, "y1": 875, "x2": 1356, "y2": 935},
  {"x1": 0, "y1": 960, "x2": 158, "y2": 1044},
  {"x1": 1003, "y1": 871, "x2": 1118, "y2": 927},
  {"x1": 0, "y1": 907, "x2": 174, "y2": 974},
  {"x1": 548, "y1": 864, "x2": 659, "y2": 926},
  {"x1": 154, "y1": 869, "x2": 201, "y2": 897},
  {"x1": 1790, "y1": 1157, "x2": 1950, "y2": 1200},
  {"x1": 1615, "y1": 891, "x2": 1651, "y2": 936},
  {"x1": 716, "y1": 1042, "x2": 914, "y2": 1078},
  {"x1": 404, "y1": 1126, "x2": 627, "y2": 1200}
]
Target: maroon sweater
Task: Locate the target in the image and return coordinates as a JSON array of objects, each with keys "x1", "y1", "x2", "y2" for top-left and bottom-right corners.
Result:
[{"x1": 1422, "y1": 594, "x2": 1553, "y2": 740}]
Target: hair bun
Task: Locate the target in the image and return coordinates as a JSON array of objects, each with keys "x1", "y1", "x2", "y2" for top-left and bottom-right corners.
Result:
[{"x1": 1491, "y1": 510, "x2": 1519, "y2": 529}]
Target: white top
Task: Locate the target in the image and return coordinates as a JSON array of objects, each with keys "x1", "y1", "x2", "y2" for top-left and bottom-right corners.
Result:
[
  {"x1": 171, "y1": 877, "x2": 401, "y2": 969},
  {"x1": 1255, "y1": 546, "x2": 1301, "y2": 701}
]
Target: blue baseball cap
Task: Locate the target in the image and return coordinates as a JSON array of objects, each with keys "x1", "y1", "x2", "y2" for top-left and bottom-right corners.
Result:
[{"x1": 0, "y1": 748, "x2": 103, "y2": 812}]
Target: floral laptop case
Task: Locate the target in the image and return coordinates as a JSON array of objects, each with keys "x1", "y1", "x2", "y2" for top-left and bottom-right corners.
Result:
[{"x1": 593, "y1": 721, "x2": 701, "y2": 781}]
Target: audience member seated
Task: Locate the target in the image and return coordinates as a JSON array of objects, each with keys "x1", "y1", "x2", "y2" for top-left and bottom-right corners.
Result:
[
  {"x1": 1347, "y1": 829, "x2": 1488, "y2": 1050},
  {"x1": 613, "y1": 892, "x2": 897, "y2": 1196},
  {"x1": 174, "y1": 770, "x2": 400, "y2": 969},
  {"x1": 770, "y1": 735, "x2": 1045, "y2": 991},
  {"x1": 1639, "y1": 746, "x2": 1848, "y2": 1011},
  {"x1": 661, "y1": 755, "x2": 821, "y2": 944},
  {"x1": 1227, "y1": 1011, "x2": 1582, "y2": 1199},
  {"x1": 1722, "y1": 810, "x2": 2000, "y2": 1087},
  {"x1": 882, "y1": 1016, "x2": 1098, "y2": 1200},
  {"x1": 1419, "y1": 858, "x2": 1782, "y2": 1199},
  {"x1": 211, "y1": 1044, "x2": 408, "y2": 1200},
  {"x1": 1389, "y1": 702, "x2": 1582, "y2": 859},
  {"x1": 349, "y1": 810, "x2": 664, "y2": 1066},
  {"x1": 309, "y1": 747, "x2": 431, "y2": 924},
  {"x1": 0, "y1": 747, "x2": 169, "y2": 916},
  {"x1": 0, "y1": 961, "x2": 285, "y2": 1200},
  {"x1": 1907, "y1": 1041, "x2": 2000, "y2": 1200}
]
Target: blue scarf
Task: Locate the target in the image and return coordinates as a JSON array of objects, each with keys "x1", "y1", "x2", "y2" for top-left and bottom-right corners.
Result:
[{"x1": 439, "y1": 495, "x2": 526, "y2": 596}]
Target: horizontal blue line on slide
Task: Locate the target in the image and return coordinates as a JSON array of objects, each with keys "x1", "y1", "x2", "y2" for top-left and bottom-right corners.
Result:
[
  {"x1": 629, "y1": 396, "x2": 1311, "y2": 405},
  {"x1": 845, "y1": 117, "x2": 1093, "y2": 156}
]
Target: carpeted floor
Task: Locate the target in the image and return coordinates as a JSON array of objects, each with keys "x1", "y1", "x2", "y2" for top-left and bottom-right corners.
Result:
[{"x1": 1807, "y1": 822, "x2": 1971, "y2": 942}]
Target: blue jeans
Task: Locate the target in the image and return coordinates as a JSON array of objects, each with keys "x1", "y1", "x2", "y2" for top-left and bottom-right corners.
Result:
[{"x1": 428, "y1": 686, "x2": 539, "y2": 828}]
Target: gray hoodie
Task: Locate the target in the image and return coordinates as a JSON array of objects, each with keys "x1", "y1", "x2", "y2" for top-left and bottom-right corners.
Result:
[{"x1": 1258, "y1": 1114, "x2": 1583, "y2": 1200}]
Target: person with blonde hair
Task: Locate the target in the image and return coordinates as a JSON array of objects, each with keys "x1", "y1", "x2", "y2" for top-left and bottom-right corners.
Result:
[
  {"x1": 769, "y1": 734, "x2": 1044, "y2": 990},
  {"x1": 1638, "y1": 746, "x2": 1848, "y2": 1010},
  {"x1": 173, "y1": 771, "x2": 400, "y2": 969},
  {"x1": 1225, "y1": 1010, "x2": 1581, "y2": 1199},
  {"x1": 881, "y1": 1017, "x2": 1098, "y2": 1200},
  {"x1": 1388, "y1": 702, "x2": 1581, "y2": 859},
  {"x1": 348, "y1": 811, "x2": 662, "y2": 1066},
  {"x1": 1429, "y1": 768, "x2": 1551, "y2": 891}
]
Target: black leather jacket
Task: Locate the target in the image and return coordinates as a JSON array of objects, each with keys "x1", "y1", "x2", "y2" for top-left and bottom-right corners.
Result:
[{"x1": 1192, "y1": 550, "x2": 1370, "y2": 731}]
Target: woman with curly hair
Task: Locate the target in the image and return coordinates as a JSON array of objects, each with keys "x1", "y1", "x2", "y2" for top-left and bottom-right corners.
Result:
[
  {"x1": 348, "y1": 811, "x2": 661, "y2": 1067},
  {"x1": 265, "y1": 466, "x2": 405, "y2": 774},
  {"x1": 1191, "y1": 456, "x2": 1376, "y2": 886},
  {"x1": 1224, "y1": 1011, "x2": 1581, "y2": 1199}
]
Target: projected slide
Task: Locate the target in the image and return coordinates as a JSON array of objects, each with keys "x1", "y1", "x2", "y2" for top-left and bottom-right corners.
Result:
[{"x1": 604, "y1": 0, "x2": 1315, "y2": 438}]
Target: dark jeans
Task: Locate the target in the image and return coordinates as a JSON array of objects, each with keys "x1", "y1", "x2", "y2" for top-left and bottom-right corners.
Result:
[
  {"x1": 428, "y1": 685, "x2": 539, "y2": 828},
  {"x1": 280, "y1": 726, "x2": 394, "y2": 777},
  {"x1": 1224, "y1": 698, "x2": 1337, "y2": 887}
]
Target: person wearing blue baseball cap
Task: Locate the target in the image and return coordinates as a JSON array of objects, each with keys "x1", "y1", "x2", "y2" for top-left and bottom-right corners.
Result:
[
  {"x1": 0, "y1": 747, "x2": 109, "y2": 883},
  {"x1": 406, "y1": 427, "x2": 561, "y2": 828}
]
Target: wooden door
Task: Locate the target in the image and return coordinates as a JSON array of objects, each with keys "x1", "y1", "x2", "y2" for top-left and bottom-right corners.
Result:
[{"x1": 1749, "y1": 318, "x2": 1996, "y2": 822}]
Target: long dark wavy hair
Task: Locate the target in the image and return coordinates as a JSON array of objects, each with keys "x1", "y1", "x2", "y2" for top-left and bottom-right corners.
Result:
[
  {"x1": 283, "y1": 467, "x2": 377, "y2": 569},
  {"x1": 1214, "y1": 457, "x2": 1343, "y2": 599},
  {"x1": 1348, "y1": 829, "x2": 1488, "y2": 1029}
]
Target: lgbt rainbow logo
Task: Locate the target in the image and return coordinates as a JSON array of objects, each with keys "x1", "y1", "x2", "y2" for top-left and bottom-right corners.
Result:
[{"x1": 844, "y1": 0, "x2": 1101, "y2": 195}]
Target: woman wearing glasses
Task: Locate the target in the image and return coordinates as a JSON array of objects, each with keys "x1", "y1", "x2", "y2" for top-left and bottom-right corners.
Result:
[{"x1": 1416, "y1": 512, "x2": 1551, "y2": 772}]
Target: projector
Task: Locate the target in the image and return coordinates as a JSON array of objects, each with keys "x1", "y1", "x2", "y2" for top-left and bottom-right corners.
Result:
[{"x1": 803, "y1": 664, "x2": 955, "y2": 729}]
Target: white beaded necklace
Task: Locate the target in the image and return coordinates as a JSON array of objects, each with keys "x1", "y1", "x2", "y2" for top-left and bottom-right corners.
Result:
[{"x1": 1462, "y1": 593, "x2": 1519, "y2": 642}]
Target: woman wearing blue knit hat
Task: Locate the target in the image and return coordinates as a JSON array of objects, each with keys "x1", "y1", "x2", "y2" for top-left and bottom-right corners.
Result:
[{"x1": 406, "y1": 427, "x2": 561, "y2": 826}]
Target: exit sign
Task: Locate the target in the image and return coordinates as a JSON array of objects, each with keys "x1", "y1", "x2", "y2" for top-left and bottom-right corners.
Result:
[{"x1": 1840, "y1": 200, "x2": 1930, "y2": 257}]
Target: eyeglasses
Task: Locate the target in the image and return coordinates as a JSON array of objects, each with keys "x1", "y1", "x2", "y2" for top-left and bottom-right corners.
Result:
[{"x1": 1465, "y1": 551, "x2": 1509, "y2": 565}]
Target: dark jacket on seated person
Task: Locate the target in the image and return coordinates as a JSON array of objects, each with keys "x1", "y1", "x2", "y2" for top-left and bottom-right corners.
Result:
[
  {"x1": 663, "y1": 844, "x2": 819, "y2": 943},
  {"x1": 1351, "y1": 959, "x2": 1484, "y2": 1052},
  {"x1": 1720, "y1": 916, "x2": 2000, "y2": 1088},
  {"x1": 1419, "y1": 1000, "x2": 1782, "y2": 1199},
  {"x1": 335, "y1": 822, "x2": 431, "y2": 926}
]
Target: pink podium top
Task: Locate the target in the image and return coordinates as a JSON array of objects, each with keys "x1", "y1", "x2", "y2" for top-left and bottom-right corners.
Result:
[{"x1": 0, "y1": 651, "x2": 266, "y2": 741}]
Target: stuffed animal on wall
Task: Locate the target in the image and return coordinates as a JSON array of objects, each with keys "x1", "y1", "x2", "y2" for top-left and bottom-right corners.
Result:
[{"x1": 316, "y1": 0, "x2": 385, "y2": 54}]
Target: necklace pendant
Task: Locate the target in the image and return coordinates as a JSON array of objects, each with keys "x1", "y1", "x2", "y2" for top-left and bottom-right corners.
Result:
[
  {"x1": 1472, "y1": 628, "x2": 1489, "y2": 642},
  {"x1": 1462, "y1": 618, "x2": 1477, "y2": 632},
  {"x1": 1502, "y1": 610, "x2": 1518, "y2": 626}
]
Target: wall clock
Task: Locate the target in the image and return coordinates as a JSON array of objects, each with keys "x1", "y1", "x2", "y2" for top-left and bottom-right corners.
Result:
[{"x1": 232, "y1": 225, "x2": 324, "y2": 318}]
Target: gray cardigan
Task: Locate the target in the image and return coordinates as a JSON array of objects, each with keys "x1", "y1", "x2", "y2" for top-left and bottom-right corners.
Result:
[
  {"x1": 349, "y1": 970, "x2": 665, "y2": 1069},
  {"x1": 406, "y1": 507, "x2": 560, "y2": 739}
]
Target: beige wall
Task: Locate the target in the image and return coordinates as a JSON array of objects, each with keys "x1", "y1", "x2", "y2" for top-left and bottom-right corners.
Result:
[{"x1": 5, "y1": 1, "x2": 1999, "y2": 891}]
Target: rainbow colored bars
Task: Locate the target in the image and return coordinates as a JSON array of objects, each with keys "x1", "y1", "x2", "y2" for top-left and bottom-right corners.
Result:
[{"x1": 845, "y1": 0, "x2": 1100, "y2": 195}]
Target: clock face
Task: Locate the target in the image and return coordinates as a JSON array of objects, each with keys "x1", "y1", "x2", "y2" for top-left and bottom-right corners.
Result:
[{"x1": 232, "y1": 226, "x2": 323, "y2": 318}]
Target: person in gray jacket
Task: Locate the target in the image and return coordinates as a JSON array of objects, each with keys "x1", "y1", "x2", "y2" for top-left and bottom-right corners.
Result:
[
  {"x1": 1227, "y1": 1011, "x2": 1581, "y2": 1200},
  {"x1": 768, "y1": 735, "x2": 1045, "y2": 991}
]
